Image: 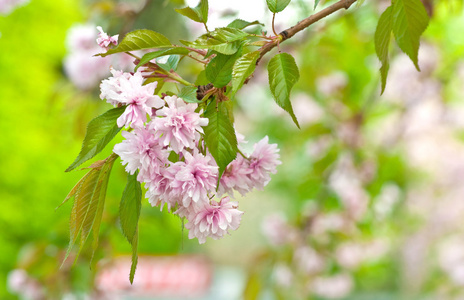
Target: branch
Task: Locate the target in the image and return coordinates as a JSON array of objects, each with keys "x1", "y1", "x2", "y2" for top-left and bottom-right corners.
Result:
[{"x1": 256, "y1": 0, "x2": 358, "y2": 66}]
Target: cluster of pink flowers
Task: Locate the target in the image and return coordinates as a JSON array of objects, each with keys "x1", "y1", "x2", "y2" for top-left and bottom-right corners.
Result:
[{"x1": 100, "y1": 69, "x2": 282, "y2": 243}]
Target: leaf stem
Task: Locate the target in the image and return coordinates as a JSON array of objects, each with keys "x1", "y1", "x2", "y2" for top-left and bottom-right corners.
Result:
[{"x1": 272, "y1": 13, "x2": 278, "y2": 36}]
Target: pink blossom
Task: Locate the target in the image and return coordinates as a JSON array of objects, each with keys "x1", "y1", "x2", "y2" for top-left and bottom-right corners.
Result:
[
  {"x1": 218, "y1": 155, "x2": 253, "y2": 197},
  {"x1": 64, "y1": 51, "x2": 112, "y2": 90},
  {"x1": 144, "y1": 166, "x2": 180, "y2": 211},
  {"x1": 66, "y1": 24, "x2": 98, "y2": 52},
  {"x1": 100, "y1": 69, "x2": 164, "y2": 128},
  {"x1": 96, "y1": 26, "x2": 119, "y2": 49},
  {"x1": 184, "y1": 196, "x2": 244, "y2": 244},
  {"x1": 152, "y1": 96, "x2": 208, "y2": 153},
  {"x1": 113, "y1": 127, "x2": 168, "y2": 179},
  {"x1": 248, "y1": 136, "x2": 281, "y2": 189},
  {"x1": 0, "y1": 0, "x2": 28, "y2": 15},
  {"x1": 170, "y1": 151, "x2": 218, "y2": 208}
]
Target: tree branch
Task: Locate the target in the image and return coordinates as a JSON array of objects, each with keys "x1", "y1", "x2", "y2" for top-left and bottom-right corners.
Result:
[{"x1": 256, "y1": 0, "x2": 358, "y2": 66}]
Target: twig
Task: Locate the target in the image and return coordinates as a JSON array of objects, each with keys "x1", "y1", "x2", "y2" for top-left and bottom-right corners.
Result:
[{"x1": 256, "y1": 0, "x2": 358, "y2": 66}]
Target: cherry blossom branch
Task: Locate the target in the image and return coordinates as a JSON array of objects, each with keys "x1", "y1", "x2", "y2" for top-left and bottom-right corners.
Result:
[{"x1": 257, "y1": 0, "x2": 358, "y2": 66}]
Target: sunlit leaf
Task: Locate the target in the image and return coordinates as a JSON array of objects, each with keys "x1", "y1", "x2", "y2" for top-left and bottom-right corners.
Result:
[
  {"x1": 267, "y1": 53, "x2": 300, "y2": 128},
  {"x1": 178, "y1": 86, "x2": 201, "y2": 103},
  {"x1": 375, "y1": 6, "x2": 393, "y2": 94},
  {"x1": 266, "y1": 0, "x2": 292, "y2": 13},
  {"x1": 135, "y1": 47, "x2": 189, "y2": 71},
  {"x1": 231, "y1": 51, "x2": 260, "y2": 97},
  {"x1": 98, "y1": 30, "x2": 171, "y2": 57},
  {"x1": 227, "y1": 19, "x2": 263, "y2": 30},
  {"x1": 392, "y1": 0, "x2": 429, "y2": 70},
  {"x1": 66, "y1": 107, "x2": 125, "y2": 172},
  {"x1": 204, "y1": 100, "x2": 238, "y2": 180},
  {"x1": 206, "y1": 52, "x2": 241, "y2": 88}
]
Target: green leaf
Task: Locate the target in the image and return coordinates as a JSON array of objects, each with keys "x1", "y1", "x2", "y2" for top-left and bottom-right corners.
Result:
[
  {"x1": 227, "y1": 19, "x2": 263, "y2": 30},
  {"x1": 204, "y1": 100, "x2": 238, "y2": 180},
  {"x1": 158, "y1": 55, "x2": 181, "y2": 72},
  {"x1": 175, "y1": 0, "x2": 208, "y2": 23},
  {"x1": 314, "y1": 0, "x2": 321, "y2": 9},
  {"x1": 392, "y1": 0, "x2": 429, "y2": 70},
  {"x1": 175, "y1": 6, "x2": 203, "y2": 22},
  {"x1": 129, "y1": 229, "x2": 138, "y2": 284},
  {"x1": 209, "y1": 27, "x2": 249, "y2": 42},
  {"x1": 195, "y1": 70, "x2": 209, "y2": 85},
  {"x1": 181, "y1": 28, "x2": 248, "y2": 55},
  {"x1": 98, "y1": 29, "x2": 171, "y2": 57},
  {"x1": 182, "y1": 38, "x2": 243, "y2": 55},
  {"x1": 198, "y1": 0, "x2": 208, "y2": 23},
  {"x1": 266, "y1": 0, "x2": 292, "y2": 13},
  {"x1": 231, "y1": 51, "x2": 260, "y2": 97},
  {"x1": 206, "y1": 52, "x2": 241, "y2": 88},
  {"x1": 178, "y1": 86, "x2": 201, "y2": 103},
  {"x1": 119, "y1": 171, "x2": 142, "y2": 284},
  {"x1": 375, "y1": 6, "x2": 393, "y2": 94},
  {"x1": 135, "y1": 47, "x2": 189, "y2": 71},
  {"x1": 119, "y1": 172, "x2": 142, "y2": 244},
  {"x1": 267, "y1": 53, "x2": 300, "y2": 128},
  {"x1": 66, "y1": 106, "x2": 125, "y2": 172}
]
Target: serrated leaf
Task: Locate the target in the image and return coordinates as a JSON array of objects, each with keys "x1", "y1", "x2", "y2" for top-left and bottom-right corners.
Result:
[
  {"x1": 198, "y1": 0, "x2": 208, "y2": 23},
  {"x1": 98, "y1": 29, "x2": 171, "y2": 57},
  {"x1": 209, "y1": 27, "x2": 249, "y2": 42},
  {"x1": 204, "y1": 100, "x2": 238, "y2": 180},
  {"x1": 231, "y1": 51, "x2": 260, "y2": 97},
  {"x1": 182, "y1": 38, "x2": 243, "y2": 55},
  {"x1": 267, "y1": 53, "x2": 300, "y2": 128},
  {"x1": 57, "y1": 171, "x2": 92, "y2": 210},
  {"x1": 227, "y1": 19, "x2": 263, "y2": 30},
  {"x1": 392, "y1": 0, "x2": 429, "y2": 70},
  {"x1": 119, "y1": 172, "x2": 142, "y2": 244},
  {"x1": 266, "y1": 0, "x2": 292, "y2": 13},
  {"x1": 66, "y1": 106, "x2": 125, "y2": 172},
  {"x1": 135, "y1": 47, "x2": 189, "y2": 71},
  {"x1": 375, "y1": 6, "x2": 393, "y2": 94},
  {"x1": 175, "y1": 6, "x2": 203, "y2": 22},
  {"x1": 206, "y1": 52, "x2": 240, "y2": 88},
  {"x1": 129, "y1": 229, "x2": 138, "y2": 284},
  {"x1": 158, "y1": 55, "x2": 181, "y2": 72},
  {"x1": 178, "y1": 86, "x2": 201, "y2": 103},
  {"x1": 175, "y1": 0, "x2": 208, "y2": 23},
  {"x1": 63, "y1": 156, "x2": 115, "y2": 266}
]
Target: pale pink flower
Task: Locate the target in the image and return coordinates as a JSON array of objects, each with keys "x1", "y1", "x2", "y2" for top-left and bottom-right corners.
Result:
[
  {"x1": 144, "y1": 167, "x2": 180, "y2": 211},
  {"x1": 248, "y1": 136, "x2": 281, "y2": 189},
  {"x1": 96, "y1": 26, "x2": 119, "y2": 49},
  {"x1": 170, "y1": 151, "x2": 218, "y2": 208},
  {"x1": 261, "y1": 213, "x2": 291, "y2": 246},
  {"x1": 184, "y1": 196, "x2": 244, "y2": 244},
  {"x1": 65, "y1": 24, "x2": 98, "y2": 52},
  {"x1": 218, "y1": 155, "x2": 253, "y2": 197},
  {"x1": 152, "y1": 96, "x2": 208, "y2": 153},
  {"x1": 100, "y1": 70, "x2": 164, "y2": 128},
  {"x1": 0, "y1": 0, "x2": 28, "y2": 15},
  {"x1": 64, "y1": 51, "x2": 112, "y2": 90},
  {"x1": 113, "y1": 127, "x2": 168, "y2": 179}
]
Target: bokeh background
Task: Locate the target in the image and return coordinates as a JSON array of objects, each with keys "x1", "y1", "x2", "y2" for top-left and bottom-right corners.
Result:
[{"x1": 2, "y1": 0, "x2": 464, "y2": 299}]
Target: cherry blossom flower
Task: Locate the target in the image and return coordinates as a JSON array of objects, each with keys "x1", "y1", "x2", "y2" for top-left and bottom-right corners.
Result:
[
  {"x1": 248, "y1": 136, "x2": 282, "y2": 189},
  {"x1": 152, "y1": 96, "x2": 208, "y2": 153},
  {"x1": 96, "y1": 26, "x2": 119, "y2": 49},
  {"x1": 144, "y1": 166, "x2": 180, "y2": 211},
  {"x1": 218, "y1": 155, "x2": 253, "y2": 197},
  {"x1": 113, "y1": 127, "x2": 168, "y2": 178},
  {"x1": 100, "y1": 69, "x2": 164, "y2": 128},
  {"x1": 0, "y1": 0, "x2": 28, "y2": 15},
  {"x1": 183, "y1": 196, "x2": 244, "y2": 244},
  {"x1": 170, "y1": 151, "x2": 218, "y2": 208}
]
